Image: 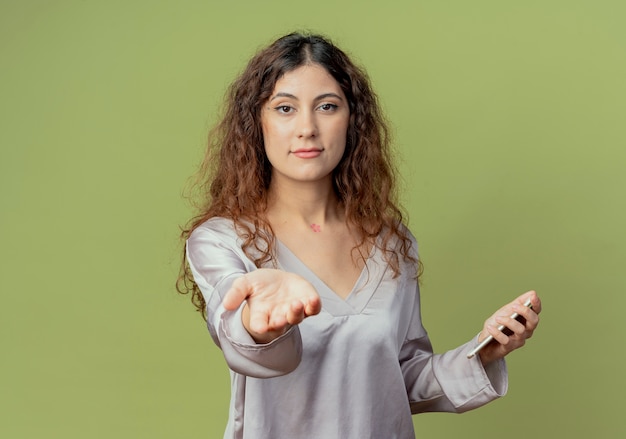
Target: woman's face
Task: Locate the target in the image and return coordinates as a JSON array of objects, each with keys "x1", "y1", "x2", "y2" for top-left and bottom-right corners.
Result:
[{"x1": 261, "y1": 63, "x2": 350, "y2": 187}]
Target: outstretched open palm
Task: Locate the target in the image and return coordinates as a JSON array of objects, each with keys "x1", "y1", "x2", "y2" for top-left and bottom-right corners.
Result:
[{"x1": 223, "y1": 269, "x2": 322, "y2": 343}]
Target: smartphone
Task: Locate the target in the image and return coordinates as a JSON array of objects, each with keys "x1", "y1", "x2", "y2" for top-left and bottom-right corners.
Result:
[{"x1": 466, "y1": 298, "x2": 533, "y2": 359}]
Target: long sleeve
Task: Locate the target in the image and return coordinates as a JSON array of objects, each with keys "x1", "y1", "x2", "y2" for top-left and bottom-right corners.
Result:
[
  {"x1": 394, "y1": 231, "x2": 508, "y2": 413},
  {"x1": 401, "y1": 334, "x2": 508, "y2": 414},
  {"x1": 186, "y1": 218, "x2": 303, "y2": 378}
]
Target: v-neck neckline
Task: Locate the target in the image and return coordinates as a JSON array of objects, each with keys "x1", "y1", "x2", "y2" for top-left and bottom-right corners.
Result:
[{"x1": 275, "y1": 238, "x2": 387, "y2": 316}]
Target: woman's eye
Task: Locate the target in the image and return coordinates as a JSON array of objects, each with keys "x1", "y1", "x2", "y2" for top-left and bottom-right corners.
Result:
[
  {"x1": 318, "y1": 103, "x2": 338, "y2": 112},
  {"x1": 275, "y1": 105, "x2": 293, "y2": 114}
]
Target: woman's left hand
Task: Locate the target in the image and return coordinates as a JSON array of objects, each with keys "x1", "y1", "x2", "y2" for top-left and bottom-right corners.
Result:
[{"x1": 477, "y1": 290, "x2": 542, "y2": 365}]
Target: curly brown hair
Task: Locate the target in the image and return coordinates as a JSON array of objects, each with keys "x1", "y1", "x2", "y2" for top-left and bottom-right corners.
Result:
[{"x1": 177, "y1": 32, "x2": 420, "y2": 317}]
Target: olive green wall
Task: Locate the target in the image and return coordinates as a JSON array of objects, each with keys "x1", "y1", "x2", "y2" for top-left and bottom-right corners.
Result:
[{"x1": 2, "y1": 1, "x2": 624, "y2": 438}]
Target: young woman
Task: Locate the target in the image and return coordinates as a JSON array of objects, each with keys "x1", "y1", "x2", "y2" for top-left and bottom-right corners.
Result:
[{"x1": 178, "y1": 32, "x2": 541, "y2": 439}]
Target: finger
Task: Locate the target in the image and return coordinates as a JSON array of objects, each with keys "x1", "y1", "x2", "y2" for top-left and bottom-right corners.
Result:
[
  {"x1": 519, "y1": 290, "x2": 542, "y2": 314},
  {"x1": 496, "y1": 314, "x2": 526, "y2": 336},
  {"x1": 513, "y1": 302, "x2": 539, "y2": 329},
  {"x1": 286, "y1": 300, "x2": 305, "y2": 325},
  {"x1": 486, "y1": 324, "x2": 510, "y2": 345},
  {"x1": 269, "y1": 314, "x2": 288, "y2": 331},
  {"x1": 249, "y1": 308, "x2": 271, "y2": 334},
  {"x1": 303, "y1": 295, "x2": 322, "y2": 317},
  {"x1": 267, "y1": 300, "x2": 295, "y2": 330},
  {"x1": 222, "y1": 275, "x2": 250, "y2": 311},
  {"x1": 532, "y1": 293, "x2": 542, "y2": 314}
]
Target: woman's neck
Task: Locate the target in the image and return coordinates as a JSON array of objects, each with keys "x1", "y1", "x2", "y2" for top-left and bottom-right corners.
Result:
[{"x1": 266, "y1": 177, "x2": 343, "y2": 229}]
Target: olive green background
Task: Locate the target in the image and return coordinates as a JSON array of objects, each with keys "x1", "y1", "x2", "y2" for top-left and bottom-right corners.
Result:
[{"x1": 1, "y1": 1, "x2": 624, "y2": 438}]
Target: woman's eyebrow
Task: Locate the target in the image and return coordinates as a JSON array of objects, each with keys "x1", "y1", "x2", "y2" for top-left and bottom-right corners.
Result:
[
  {"x1": 316, "y1": 93, "x2": 344, "y2": 101},
  {"x1": 269, "y1": 92, "x2": 297, "y2": 101},
  {"x1": 269, "y1": 92, "x2": 344, "y2": 102}
]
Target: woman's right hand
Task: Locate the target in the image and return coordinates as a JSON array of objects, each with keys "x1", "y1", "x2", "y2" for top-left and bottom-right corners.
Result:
[{"x1": 222, "y1": 269, "x2": 322, "y2": 343}]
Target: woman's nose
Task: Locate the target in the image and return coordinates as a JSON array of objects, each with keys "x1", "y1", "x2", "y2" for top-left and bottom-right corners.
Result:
[{"x1": 297, "y1": 111, "x2": 317, "y2": 138}]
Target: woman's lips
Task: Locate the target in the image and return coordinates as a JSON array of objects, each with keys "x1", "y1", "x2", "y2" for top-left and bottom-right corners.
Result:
[{"x1": 292, "y1": 148, "x2": 322, "y2": 159}]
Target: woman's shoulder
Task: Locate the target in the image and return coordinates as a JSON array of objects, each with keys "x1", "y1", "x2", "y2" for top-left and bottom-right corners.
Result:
[
  {"x1": 188, "y1": 217, "x2": 241, "y2": 246},
  {"x1": 387, "y1": 222, "x2": 419, "y2": 250},
  {"x1": 194, "y1": 216, "x2": 234, "y2": 231},
  {"x1": 397, "y1": 222, "x2": 417, "y2": 241},
  {"x1": 387, "y1": 222, "x2": 420, "y2": 269},
  {"x1": 187, "y1": 217, "x2": 267, "y2": 270}
]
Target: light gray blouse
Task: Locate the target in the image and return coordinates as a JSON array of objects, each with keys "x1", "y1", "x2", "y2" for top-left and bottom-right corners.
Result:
[{"x1": 187, "y1": 217, "x2": 507, "y2": 439}]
